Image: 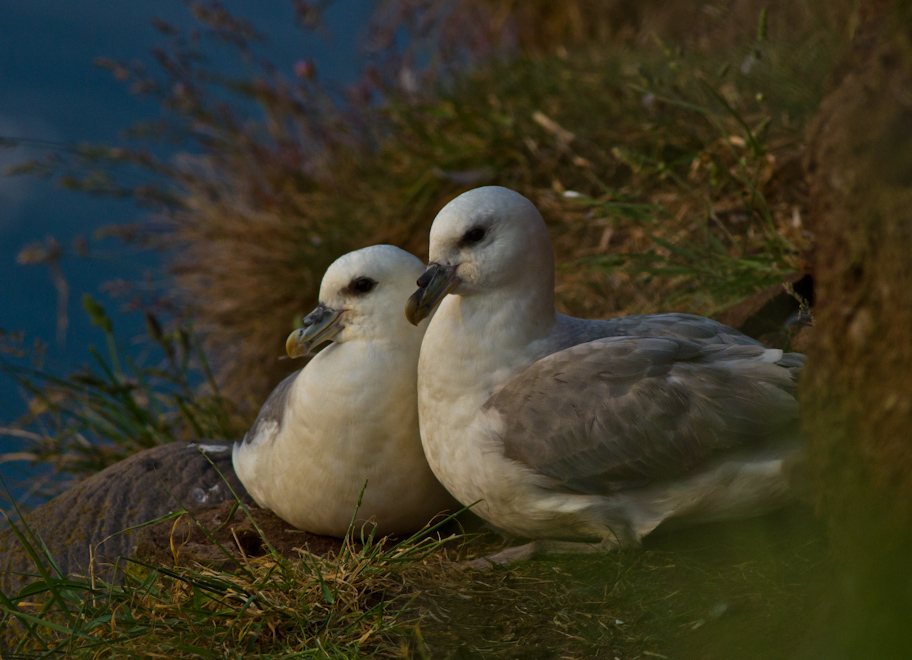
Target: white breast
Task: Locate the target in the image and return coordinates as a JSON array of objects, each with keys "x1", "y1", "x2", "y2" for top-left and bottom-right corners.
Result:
[{"x1": 238, "y1": 340, "x2": 454, "y2": 537}]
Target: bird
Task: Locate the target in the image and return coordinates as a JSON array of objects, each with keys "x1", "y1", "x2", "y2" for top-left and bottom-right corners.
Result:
[
  {"x1": 405, "y1": 186, "x2": 804, "y2": 564},
  {"x1": 233, "y1": 244, "x2": 456, "y2": 537}
]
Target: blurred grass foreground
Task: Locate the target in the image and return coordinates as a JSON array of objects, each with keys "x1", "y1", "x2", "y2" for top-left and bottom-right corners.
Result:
[{"x1": 4, "y1": 0, "x2": 912, "y2": 657}]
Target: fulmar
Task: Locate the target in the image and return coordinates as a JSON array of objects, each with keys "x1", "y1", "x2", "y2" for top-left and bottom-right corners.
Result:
[
  {"x1": 406, "y1": 186, "x2": 804, "y2": 564},
  {"x1": 234, "y1": 244, "x2": 455, "y2": 537}
]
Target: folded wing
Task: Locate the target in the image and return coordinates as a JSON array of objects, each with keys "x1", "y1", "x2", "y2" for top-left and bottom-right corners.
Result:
[{"x1": 489, "y1": 337, "x2": 802, "y2": 494}]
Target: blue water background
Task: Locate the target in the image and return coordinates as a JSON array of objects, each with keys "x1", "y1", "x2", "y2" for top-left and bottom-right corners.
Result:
[{"x1": 0, "y1": 0, "x2": 372, "y2": 510}]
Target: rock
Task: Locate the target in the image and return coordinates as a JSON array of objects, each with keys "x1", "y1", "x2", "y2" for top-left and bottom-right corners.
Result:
[{"x1": 0, "y1": 440, "x2": 251, "y2": 596}]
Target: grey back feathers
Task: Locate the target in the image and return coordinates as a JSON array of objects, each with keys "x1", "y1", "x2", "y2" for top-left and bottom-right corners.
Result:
[
  {"x1": 547, "y1": 312, "x2": 765, "y2": 356},
  {"x1": 490, "y1": 336, "x2": 803, "y2": 495}
]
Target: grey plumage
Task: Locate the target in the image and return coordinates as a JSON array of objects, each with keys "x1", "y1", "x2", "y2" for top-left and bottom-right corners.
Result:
[
  {"x1": 545, "y1": 312, "x2": 765, "y2": 356},
  {"x1": 491, "y1": 335, "x2": 802, "y2": 495}
]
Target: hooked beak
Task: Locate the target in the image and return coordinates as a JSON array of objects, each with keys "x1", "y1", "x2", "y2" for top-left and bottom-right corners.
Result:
[
  {"x1": 405, "y1": 262, "x2": 460, "y2": 326},
  {"x1": 286, "y1": 303, "x2": 345, "y2": 358}
]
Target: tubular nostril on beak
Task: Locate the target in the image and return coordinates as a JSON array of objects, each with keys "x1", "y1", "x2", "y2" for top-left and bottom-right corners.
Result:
[
  {"x1": 416, "y1": 263, "x2": 439, "y2": 289},
  {"x1": 302, "y1": 304, "x2": 330, "y2": 327}
]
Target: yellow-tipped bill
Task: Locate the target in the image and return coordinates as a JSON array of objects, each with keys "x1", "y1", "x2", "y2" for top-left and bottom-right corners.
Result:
[
  {"x1": 405, "y1": 262, "x2": 459, "y2": 326},
  {"x1": 286, "y1": 303, "x2": 345, "y2": 358}
]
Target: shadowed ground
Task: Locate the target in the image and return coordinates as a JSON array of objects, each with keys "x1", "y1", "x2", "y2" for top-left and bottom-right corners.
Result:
[{"x1": 416, "y1": 506, "x2": 828, "y2": 659}]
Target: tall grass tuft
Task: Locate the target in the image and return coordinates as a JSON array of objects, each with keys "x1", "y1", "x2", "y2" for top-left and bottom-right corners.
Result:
[{"x1": 4, "y1": 2, "x2": 847, "y2": 411}]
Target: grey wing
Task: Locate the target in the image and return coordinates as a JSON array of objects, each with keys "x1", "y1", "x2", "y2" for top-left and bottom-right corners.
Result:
[
  {"x1": 0, "y1": 441, "x2": 253, "y2": 594},
  {"x1": 490, "y1": 336, "x2": 802, "y2": 495},
  {"x1": 243, "y1": 369, "x2": 300, "y2": 445},
  {"x1": 546, "y1": 313, "x2": 764, "y2": 357}
]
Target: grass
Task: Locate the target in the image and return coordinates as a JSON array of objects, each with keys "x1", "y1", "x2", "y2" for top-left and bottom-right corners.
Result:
[
  {"x1": 0, "y1": 303, "x2": 830, "y2": 657},
  {"x1": 0, "y1": 487, "x2": 463, "y2": 658},
  {"x1": 0, "y1": 310, "x2": 830, "y2": 659},
  {"x1": 1, "y1": 492, "x2": 829, "y2": 658}
]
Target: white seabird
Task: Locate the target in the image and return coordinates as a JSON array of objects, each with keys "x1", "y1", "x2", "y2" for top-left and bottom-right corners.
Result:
[
  {"x1": 233, "y1": 245, "x2": 456, "y2": 537},
  {"x1": 405, "y1": 187, "x2": 803, "y2": 561}
]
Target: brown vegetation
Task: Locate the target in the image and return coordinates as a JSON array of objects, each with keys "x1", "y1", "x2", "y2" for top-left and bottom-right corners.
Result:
[{"x1": 21, "y1": 0, "x2": 850, "y2": 416}]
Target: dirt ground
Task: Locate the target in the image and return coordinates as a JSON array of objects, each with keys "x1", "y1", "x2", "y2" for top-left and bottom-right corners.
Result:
[{"x1": 133, "y1": 500, "x2": 351, "y2": 570}]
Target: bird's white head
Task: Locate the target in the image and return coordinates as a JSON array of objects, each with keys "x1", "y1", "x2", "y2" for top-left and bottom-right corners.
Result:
[
  {"x1": 287, "y1": 245, "x2": 427, "y2": 357},
  {"x1": 406, "y1": 186, "x2": 555, "y2": 325}
]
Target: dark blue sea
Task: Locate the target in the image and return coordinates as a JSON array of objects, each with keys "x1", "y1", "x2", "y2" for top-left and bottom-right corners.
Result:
[{"x1": 0, "y1": 0, "x2": 372, "y2": 511}]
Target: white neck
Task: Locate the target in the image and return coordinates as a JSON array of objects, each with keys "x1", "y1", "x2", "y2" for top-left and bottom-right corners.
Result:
[{"x1": 417, "y1": 283, "x2": 556, "y2": 435}]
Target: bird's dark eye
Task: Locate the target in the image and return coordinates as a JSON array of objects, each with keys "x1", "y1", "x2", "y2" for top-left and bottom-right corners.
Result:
[
  {"x1": 351, "y1": 277, "x2": 375, "y2": 294},
  {"x1": 462, "y1": 226, "x2": 486, "y2": 245}
]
